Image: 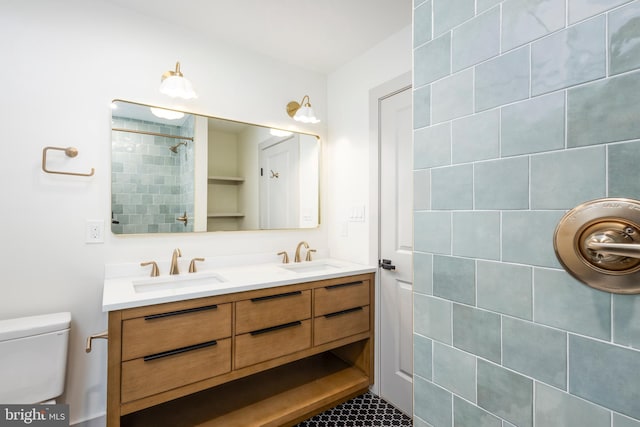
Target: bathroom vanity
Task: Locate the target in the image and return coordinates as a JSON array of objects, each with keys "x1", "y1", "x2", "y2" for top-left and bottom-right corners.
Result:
[{"x1": 102, "y1": 259, "x2": 375, "y2": 427}]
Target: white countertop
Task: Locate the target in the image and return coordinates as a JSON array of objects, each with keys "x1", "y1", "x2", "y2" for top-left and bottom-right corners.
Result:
[{"x1": 102, "y1": 258, "x2": 376, "y2": 312}]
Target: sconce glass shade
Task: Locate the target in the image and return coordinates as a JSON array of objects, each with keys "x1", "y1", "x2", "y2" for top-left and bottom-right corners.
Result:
[
  {"x1": 287, "y1": 95, "x2": 320, "y2": 124},
  {"x1": 293, "y1": 105, "x2": 320, "y2": 123},
  {"x1": 159, "y1": 62, "x2": 197, "y2": 99}
]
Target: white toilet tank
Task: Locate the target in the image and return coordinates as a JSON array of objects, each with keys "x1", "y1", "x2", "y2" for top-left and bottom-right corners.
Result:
[{"x1": 0, "y1": 312, "x2": 71, "y2": 404}]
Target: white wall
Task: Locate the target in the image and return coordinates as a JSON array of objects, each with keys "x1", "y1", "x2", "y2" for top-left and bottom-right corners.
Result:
[
  {"x1": 326, "y1": 25, "x2": 412, "y2": 265},
  {"x1": 0, "y1": 1, "x2": 326, "y2": 424}
]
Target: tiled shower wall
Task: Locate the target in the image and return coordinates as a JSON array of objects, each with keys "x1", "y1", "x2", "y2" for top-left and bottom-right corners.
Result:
[
  {"x1": 413, "y1": 1, "x2": 640, "y2": 426},
  {"x1": 111, "y1": 116, "x2": 194, "y2": 234}
]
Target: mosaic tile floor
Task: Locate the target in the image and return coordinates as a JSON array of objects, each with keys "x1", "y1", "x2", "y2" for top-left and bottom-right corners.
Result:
[{"x1": 295, "y1": 392, "x2": 412, "y2": 427}]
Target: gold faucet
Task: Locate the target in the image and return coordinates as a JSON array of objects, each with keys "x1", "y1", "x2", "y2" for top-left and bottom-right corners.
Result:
[
  {"x1": 189, "y1": 257, "x2": 205, "y2": 273},
  {"x1": 140, "y1": 261, "x2": 160, "y2": 277},
  {"x1": 278, "y1": 251, "x2": 290, "y2": 264},
  {"x1": 294, "y1": 241, "x2": 309, "y2": 262},
  {"x1": 170, "y1": 248, "x2": 182, "y2": 275}
]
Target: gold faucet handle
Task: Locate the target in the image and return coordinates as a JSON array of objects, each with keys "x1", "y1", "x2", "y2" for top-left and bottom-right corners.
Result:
[
  {"x1": 305, "y1": 249, "x2": 316, "y2": 262},
  {"x1": 278, "y1": 251, "x2": 290, "y2": 264},
  {"x1": 140, "y1": 261, "x2": 160, "y2": 277},
  {"x1": 189, "y1": 258, "x2": 205, "y2": 273}
]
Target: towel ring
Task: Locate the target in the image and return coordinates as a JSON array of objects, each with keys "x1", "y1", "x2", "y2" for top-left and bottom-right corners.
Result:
[{"x1": 42, "y1": 146, "x2": 95, "y2": 177}]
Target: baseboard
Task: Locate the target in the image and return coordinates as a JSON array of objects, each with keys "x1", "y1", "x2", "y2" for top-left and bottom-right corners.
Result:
[{"x1": 71, "y1": 413, "x2": 105, "y2": 427}]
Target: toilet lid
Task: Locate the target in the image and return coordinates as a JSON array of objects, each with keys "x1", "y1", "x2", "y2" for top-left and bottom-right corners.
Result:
[{"x1": 0, "y1": 312, "x2": 71, "y2": 341}]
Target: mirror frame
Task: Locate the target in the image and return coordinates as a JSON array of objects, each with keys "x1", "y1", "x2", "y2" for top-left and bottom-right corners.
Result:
[{"x1": 110, "y1": 99, "x2": 322, "y2": 235}]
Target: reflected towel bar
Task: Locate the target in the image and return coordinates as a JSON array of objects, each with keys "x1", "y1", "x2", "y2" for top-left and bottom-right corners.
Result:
[
  {"x1": 42, "y1": 146, "x2": 95, "y2": 177},
  {"x1": 112, "y1": 127, "x2": 194, "y2": 141}
]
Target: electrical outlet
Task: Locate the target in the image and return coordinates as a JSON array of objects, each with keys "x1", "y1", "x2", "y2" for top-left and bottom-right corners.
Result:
[{"x1": 86, "y1": 220, "x2": 104, "y2": 243}]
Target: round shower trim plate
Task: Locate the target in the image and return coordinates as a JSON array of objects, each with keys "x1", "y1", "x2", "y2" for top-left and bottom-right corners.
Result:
[{"x1": 554, "y1": 198, "x2": 640, "y2": 294}]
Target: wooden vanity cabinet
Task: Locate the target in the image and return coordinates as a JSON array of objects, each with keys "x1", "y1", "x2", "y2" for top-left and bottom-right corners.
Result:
[{"x1": 107, "y1": 272, "x2": 374, "y2": 427}]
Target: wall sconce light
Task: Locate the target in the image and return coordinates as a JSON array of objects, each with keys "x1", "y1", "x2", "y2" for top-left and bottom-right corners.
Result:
[
  {"x1": 150, "y1": 107, "x2": 185, "y2": 120},
  {"x1": 286, "y1": 95, "x2": 320, "y2": 123},
  {"x1": 159, "y1": 61, "x2": 197, "y2": 99}
]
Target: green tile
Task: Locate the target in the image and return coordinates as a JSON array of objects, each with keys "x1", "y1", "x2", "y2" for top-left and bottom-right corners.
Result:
[
  {"x1": 453, "y1": 397, "x2": 502, "y2": 427},
  {"x1": 536, "y1": 382, "x2": 611, "y2": 427},
  {"x1": 531, "y1": 146, "x2": 606, "y2": 209},
  {"x1": 414, "y1": 169, "x2": 430, "y2": 211},
  {"x1": 433, "y1": 342, "x2": 476, "y2": 402},
  {"x1": 433, "y1": 0, "x2": 475, "y2": 36},
  {"x1": 414, "y1": 85, "x2": 431, "y2": 128},
  {"x1": 532, "y1": 15, "x2": 606, "y2": 96},
  {"x1": 477, "y1": 261, "x2": 532, "y2": 320},
  {"x1": 614, "y1": 414, "x2": 640, "y2": 427},
  {"x1": 475, "y1": 46, "x2": 530, "y2": 112},
  {"x1": 414, "y1": 0, "x2": 433, "y2": 47},
  {"x1": 503, "y1": 317, "x2": 567, "y2": 389},
  {"x1": 502, "y1": 211, "x2": 565, "y2": 268},
  {"x1": 415, "y1": 122, "x2": 451, "y2": 169},
  {"x1": 433, "y1": 255, "x2": 476, "y2": 305},
  {"x1": 478, "y1": 0, "x2": 502, "y2": 13},
  {"x1": 610, "y1": 1, "x2": 640, "y2": 75},
  {"x1": 474, "y1": 157, "x2": 529, "y2": 210},
  {"x1": 414, "y1": 211, "x2": 451, "y2": 255},
  {"x1": 415, "y1": 33, "x2": 451, "y2": 87},
  {"x1": 452, "y1": 7, "x2": 500, "y2": 72},
  {"x1": 570, "y1": 335, "x2": 640, "y2": 419},
  {"x1": 569, "y1": 0, "x2": 633, "y2": 24},
  {"x1": 431, "y1": 165, "x2": 473, "y2": 210},
  {"x1": 502, "y1": 0, "x2": 566, "y2": 51},
  {"x1": 501, "y1": 92, "x2": 565, "y2": 157},
  {"x1": 452, "y1": 109, "x2": 500, "y2": 163},
  {"x1": 414, "y1": 334, "x2": 433, "y2": 380},
  {"x1": 567, "y1": 71, "x2": 640, "y2": 147},
  {"x1": 415, "y1": 294, "x2": 452, "y2": 344},
  {"x1": 415, "y1": 377, "x2": 452, "y2": 426},
  {"x1": 414, "y1": 252, "x2": 433, "y2": 295},
  {"x1": 613, "y1": 293, "x2": 640, "y2": 348},
  {"x1": 413, "y1": 416, "x2": 432, "y2": 427},
  {"x1": 477, "y1": 359, "x2": 533, "y2": 427},
  {"x1": 453, "y1": 304, "x2": 501, "y2": 363},
  {"x1": 432, "y1": 69, "x2": 474, "y2": 124},
  {"x1": 534, "y1": 268, "x2": 611, "y2": 340},
  {"x1": 609, "y1": 140, "x2": 640, "y2": 199},
  {"x1": 452, "y1": 211, "x2": 500, "y2": 260}
]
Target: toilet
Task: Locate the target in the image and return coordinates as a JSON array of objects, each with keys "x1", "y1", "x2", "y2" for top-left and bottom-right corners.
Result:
[{"x1": 0, "y1": 312, "x2": 71, "y2": 404}]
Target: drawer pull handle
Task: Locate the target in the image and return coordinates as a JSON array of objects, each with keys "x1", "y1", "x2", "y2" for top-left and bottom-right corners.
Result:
[
  {"x1": 250, "y1": 321, "x2": 302, "y2": 336},
  {"x1": 325, "y1": 281, "x2": 363, "y2": 290},
  {"x1": 144, "y1": 304, "x2": 218, "y2": 320},
  {"x1": 143, "y1": 340, "x2": 218, "y2": 362},
  {"x1": 324, "y1": 307, "x2": 364, "y2": 318},
  {"x1": 251, "y1": 291, "x2": 302, "y2": 302}
]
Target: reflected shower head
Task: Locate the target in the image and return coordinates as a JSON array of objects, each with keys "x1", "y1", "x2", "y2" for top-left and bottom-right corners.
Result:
[{"x1": 169, "y1": 141, "x2": 187, "y2": 153}]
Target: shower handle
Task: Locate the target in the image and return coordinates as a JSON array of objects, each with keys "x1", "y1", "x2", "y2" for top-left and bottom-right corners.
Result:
[
  {"x1": 586, "y1": 241, "x2": 640, "y2": 259},
  {"x1": 554, "y1": 198, "x2": 640, "y2": 294}
]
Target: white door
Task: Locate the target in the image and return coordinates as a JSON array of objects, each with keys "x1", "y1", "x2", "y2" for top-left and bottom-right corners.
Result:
[
  {"x1": 258, "y1": 136, "x2": 299, "y2": 229},
  {"x1": 379, "y1": 85, "x2": 413, "y2": 415}
]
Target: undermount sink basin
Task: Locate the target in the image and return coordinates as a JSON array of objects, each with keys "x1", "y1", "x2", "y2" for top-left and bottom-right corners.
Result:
[
  {"x1": 280, "y1": 261, "x2": 342, "y2": 274},
  {"x1": 133, "y1": 272, "x2": 227, "y2": 293}
]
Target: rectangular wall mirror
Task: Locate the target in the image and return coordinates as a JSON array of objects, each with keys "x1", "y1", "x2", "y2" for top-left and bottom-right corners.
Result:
[{"x1": 111, "y1": 100, "x2": 320, "y2": 234}]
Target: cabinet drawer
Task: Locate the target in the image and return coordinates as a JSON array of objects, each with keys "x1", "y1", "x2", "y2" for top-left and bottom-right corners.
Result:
[
  {"x1": 235, "y1": 319, "x2": 311, "y2": 369},
  {"x1": 121, "y1": 337, "x2": 231, "y2": 403},
  {"x1": 236, "y1": 290, "x2": 311, "y2": 334},
  {"x1": 122, "y1": 303, "x2": 231, "y2": 361},
  {"x1": 314, "y1": 306, "x2": 370, "y2": 346},
  {"x1": 314, "y1": 281, "x2": 370, "y2": 316}
]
